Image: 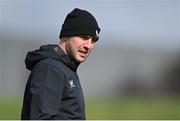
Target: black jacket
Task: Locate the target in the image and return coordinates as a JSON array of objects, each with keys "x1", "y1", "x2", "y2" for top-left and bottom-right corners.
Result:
[{"x1": 21, "y1": 45, "x2": 85, "y2": 120}]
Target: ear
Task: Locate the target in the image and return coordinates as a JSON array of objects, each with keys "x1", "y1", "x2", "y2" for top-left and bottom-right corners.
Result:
[
  {"x1": 60, "y1": 37, "x2": 70, "y2": 44},
  {"x1": 59, "y1": 37, "x2": 69, "y2": 49},
  {"x1": 59, "y1": 37, "x2": 69, "y2": 54},
  {"x1": 60, "y1": 37, "x2": 65, "y2": 44}
]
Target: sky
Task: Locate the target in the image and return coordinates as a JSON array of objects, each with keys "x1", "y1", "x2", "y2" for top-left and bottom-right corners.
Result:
[{"x1": 0, "y1": 0, "x2": 180, "y2": 50}]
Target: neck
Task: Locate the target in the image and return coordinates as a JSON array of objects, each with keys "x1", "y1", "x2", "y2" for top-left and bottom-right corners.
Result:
[{"x1": 56, "y1": 45, "x2": 80, "y2": 72}]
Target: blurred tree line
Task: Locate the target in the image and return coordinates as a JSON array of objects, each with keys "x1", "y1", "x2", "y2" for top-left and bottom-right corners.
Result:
[{"x1": 163, "y1": 54, "x2": 180, "y2": 95}]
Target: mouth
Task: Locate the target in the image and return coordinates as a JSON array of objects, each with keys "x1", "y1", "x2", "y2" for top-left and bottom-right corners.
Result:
[{"x1": 79, "y1": 50, "x2": 88, "y2": 58}]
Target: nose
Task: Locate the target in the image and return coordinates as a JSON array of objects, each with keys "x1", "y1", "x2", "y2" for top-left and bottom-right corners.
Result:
[{"x1": 84, "y1": 39, "x2": 94, "y2": 49}]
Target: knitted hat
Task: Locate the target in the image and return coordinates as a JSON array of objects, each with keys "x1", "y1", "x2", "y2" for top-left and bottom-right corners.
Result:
[{"x1": 59, "y1": 8, "x2": 101, "y2": 41}]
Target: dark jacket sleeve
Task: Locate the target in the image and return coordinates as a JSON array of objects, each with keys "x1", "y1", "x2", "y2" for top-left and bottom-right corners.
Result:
[{"x1": 29, "y1": 63, "x2": 64, "y2": 119}]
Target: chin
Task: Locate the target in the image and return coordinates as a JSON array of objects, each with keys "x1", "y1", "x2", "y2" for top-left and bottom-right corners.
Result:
[
  {"x1": 73, "y1": 54, "x2": 85, "y2": 62},
  {"x1": 76, "y1": 57, "x2": 86, "y2": 63},
  {"x1": 77, "y1": 59, "x2": 85, "y2": 63}
]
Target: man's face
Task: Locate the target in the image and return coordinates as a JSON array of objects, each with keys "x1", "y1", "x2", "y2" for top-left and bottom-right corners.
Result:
[{"x1": 65, "y1": 36, "x2": 96, "y2": 63}]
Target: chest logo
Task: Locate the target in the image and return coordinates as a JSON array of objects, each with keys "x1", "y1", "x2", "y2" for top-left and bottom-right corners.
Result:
[{"x1": 69, "y1": 79, "x2": 75, "y2": 88}]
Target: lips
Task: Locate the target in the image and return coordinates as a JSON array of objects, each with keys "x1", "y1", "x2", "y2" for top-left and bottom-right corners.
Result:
[
  {"x1": 79, "y1": 50, "x2": 88, "y2": 57},
  {"x1": 79, "y1": 50, "x2": 87, "y2": 54}
]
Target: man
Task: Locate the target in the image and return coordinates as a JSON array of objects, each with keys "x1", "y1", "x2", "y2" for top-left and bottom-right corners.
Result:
[{"x1": 21, "y1": 8, "x2": 100, "y2": 120}]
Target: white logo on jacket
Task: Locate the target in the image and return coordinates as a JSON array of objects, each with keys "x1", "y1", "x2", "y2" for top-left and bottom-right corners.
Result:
[{"x1": 69, "y1": 79, "x2": 75, "y2": 88}]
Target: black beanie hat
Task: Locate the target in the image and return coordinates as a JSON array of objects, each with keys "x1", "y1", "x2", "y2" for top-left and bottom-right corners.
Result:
[{"x1": 59, "y1": 8, "x2": 101, "y2": 41}]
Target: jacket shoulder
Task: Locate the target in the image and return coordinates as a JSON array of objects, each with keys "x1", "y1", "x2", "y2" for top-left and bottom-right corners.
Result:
[
  {"x1": 34, "y1": 58, "x2": 72, "y2": 76},
  {"x1": 37, "y1": 58, "x2": 64, "y2": 67}
]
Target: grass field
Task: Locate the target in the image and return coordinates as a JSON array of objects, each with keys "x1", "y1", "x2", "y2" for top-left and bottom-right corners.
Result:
[
  {"x1": 86, "y1": 96, "x2": 180, "y2": 119},
  {"x1": 0, "y1": 97, "x2": 22, "y2": 119},
  {"x1": 0, "y1": 96, "x2": 180, "y2": 119}
]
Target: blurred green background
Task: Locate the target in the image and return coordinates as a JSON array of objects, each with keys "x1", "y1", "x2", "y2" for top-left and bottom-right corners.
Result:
[{"x1": 0, "y1": 96, "x2": 180, "y2": 119}]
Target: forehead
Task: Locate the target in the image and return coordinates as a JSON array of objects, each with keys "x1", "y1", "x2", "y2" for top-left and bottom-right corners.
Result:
[
  {"x1": 67, "y1": 36, "x2": 92, "y2": 40},
  {"x1": 73, "y1": 35, "x2": 93, "y2": 38},
  {"x1": 71, "y1": 35, "x2": 98, "y2": 42}
]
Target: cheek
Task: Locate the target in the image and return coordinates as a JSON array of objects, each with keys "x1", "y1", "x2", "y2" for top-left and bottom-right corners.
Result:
[{"x1": 68, "y1": 42, "x2": 79, "y2": 55}]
